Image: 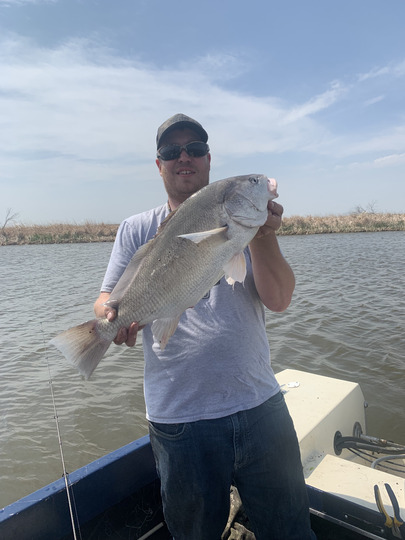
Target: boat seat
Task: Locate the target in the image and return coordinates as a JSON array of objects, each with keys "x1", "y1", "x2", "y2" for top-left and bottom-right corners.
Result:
[
  {"x1": 306, "y1": 453, "x2": 405, "y2": 514},
  {"x1": 276, "y1": 369, "x2": 367, "y2": 463}
]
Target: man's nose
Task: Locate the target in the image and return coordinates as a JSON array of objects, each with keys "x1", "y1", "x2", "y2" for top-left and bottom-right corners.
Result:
[{"x1": 178, "y1": 148, "x2": 191, "y2": 161}]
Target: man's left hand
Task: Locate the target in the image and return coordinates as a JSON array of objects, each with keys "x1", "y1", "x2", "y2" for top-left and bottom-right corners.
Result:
[{"x1": 255, "y1": 201, "x2": 284, "y2": 238}]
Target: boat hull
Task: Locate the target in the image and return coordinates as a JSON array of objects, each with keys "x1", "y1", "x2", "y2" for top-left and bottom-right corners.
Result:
[{"x1": 1, "y1": 370, "x2": 403, "y2": 539}]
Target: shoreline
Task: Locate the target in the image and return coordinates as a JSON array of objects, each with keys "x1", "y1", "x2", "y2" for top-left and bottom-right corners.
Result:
[{"x1": 1, "y1": 213, "x2": 404, "y2": 246}]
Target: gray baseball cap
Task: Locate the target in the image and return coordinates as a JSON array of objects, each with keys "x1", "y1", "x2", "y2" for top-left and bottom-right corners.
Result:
[{"x1": 156, "y1": 113, "x2": 208, "y2": 149}]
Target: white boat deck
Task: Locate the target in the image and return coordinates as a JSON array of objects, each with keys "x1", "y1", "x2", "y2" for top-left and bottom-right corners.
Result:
[{"x1": 276, "y1": 369, "x2": 405, "y2": 515}]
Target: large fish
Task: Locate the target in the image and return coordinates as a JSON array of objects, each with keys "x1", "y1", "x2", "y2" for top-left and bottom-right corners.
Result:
[{"x1": 50, "y1": 174, "x2": 278, "y2": 378}]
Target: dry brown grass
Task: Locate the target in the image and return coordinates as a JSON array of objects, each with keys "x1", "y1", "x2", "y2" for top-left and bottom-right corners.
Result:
[
  {"x1": 1, "y1": 213, "x2": 404, "y2": 246},
  {"x1": 280, "y1": 212, "x2": 405, "y2": 235},
  {"x1": 0, "y1": 221, "x2": 119, "y2": 245}
]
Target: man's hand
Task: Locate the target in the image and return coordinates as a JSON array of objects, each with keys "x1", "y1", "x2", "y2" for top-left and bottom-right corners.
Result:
[
  {"x1": 109, "y1": 311, "x2": 139, "y2": 347},
  {"x1": 255, "y1": 201, "x2": 284, "y2": 239},
  {"x1": 94, "y1": 292, "x2": 141, "y2": 347}
]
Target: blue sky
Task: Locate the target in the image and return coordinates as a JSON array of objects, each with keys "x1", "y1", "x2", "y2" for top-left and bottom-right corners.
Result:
[{"x1": 1, "y1": 0, "x2": 404, "y2": 224}]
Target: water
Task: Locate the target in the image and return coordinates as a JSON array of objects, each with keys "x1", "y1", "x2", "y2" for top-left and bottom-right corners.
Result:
[{"x1": 1, "y1": 232, "x2": 404, "y2": 508}]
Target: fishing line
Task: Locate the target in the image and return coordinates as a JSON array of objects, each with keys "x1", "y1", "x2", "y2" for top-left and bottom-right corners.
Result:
[{"x1": 41, "y1": 323, "x2": 81, "y2": 540}]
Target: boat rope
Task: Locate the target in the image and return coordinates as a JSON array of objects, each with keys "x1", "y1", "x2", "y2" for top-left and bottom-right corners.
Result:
[
  {"x1": 138, "y1": 522, "x2": 165, "y2": 540},
  {"x1": 42, "y1": 324, "x2": 82, "y2": 540},
  {"x1": 371, "y1": 453, "x2": 405, "y2": 470}
]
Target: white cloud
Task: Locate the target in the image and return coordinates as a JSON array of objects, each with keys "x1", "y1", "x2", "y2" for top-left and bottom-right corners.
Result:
[
  {"x1": 1, "y1": 33, "x2": 404, "y2": 223},
  {"x1": 283, "y1": 81, "x2": 347, "y2": 124},
  {"x1": 179, "y1": 52, "x2": 249, "y2": 82},
  {"x1": 7, "y1": 33, "x2": 401, "y2": 175},
  {"x1": 345, "y1": 125, "x2": 405, "y2": 158},
  {"x1": 358, "y1": 59, "x2": 405, "y2": 82},
  {"x1": 343, "y1": 149, "x2": 405, "y2": 172},
  {"x1": 0, "y1": 0, "x2": 56, "y2": 5},
  {"x1": 364, "y1": 95, "x2": 385, "y2": 107},
  {"x1": 0, "y1": 33, "x2": 343, "y2": 171},
  {"x1": 374, "y1": 152, "x2": 405, "y2": 167}
]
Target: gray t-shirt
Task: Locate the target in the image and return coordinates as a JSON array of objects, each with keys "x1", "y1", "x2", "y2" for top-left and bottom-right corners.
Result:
[{"x1": 101, "y1": 203, "x2": 280, "y2": 423}]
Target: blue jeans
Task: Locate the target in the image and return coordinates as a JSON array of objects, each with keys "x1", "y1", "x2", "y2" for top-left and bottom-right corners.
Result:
[{"x1": 149, "y1": 392, "x2": 315, "y2": 540}]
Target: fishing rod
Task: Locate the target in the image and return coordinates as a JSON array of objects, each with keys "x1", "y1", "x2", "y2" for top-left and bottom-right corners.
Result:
[{"x1": 42, "y1": 324, "x2": 81, "y2": 540}]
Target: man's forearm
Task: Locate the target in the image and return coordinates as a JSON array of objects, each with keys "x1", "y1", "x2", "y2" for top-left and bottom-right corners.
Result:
[{"x1": 249, "y1": 231, "x2": 295, "y2": 312}]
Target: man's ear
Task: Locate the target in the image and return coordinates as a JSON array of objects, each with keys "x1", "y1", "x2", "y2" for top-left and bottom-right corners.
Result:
[{"x1": 156, "y1": 158, "x2": 162, "y2": 175}]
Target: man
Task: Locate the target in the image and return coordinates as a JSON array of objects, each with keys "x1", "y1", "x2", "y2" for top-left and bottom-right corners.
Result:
[{"x1": 94, "y1": 114, "x2": 315, "y2": 540}]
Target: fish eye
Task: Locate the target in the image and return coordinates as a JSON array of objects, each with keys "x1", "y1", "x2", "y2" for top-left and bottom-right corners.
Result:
[{"x1": 249, "y1": 176, "x2": 259, "y2": 184}]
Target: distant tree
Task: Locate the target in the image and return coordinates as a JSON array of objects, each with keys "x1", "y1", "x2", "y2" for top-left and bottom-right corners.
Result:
[
  {"x1": 366, "y1": 200, "x2": 378, "y2": 214},
  {"x1": 1, "y1": 208, "x2": 19, "y2": 238},
  {"x1": 352, "y1": 201, "x2": 378, "y2": 215}
]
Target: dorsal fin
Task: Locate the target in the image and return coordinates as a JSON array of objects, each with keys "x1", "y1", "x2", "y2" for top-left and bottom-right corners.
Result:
[{"x1": 155, "y1": 207, "x2": 179, "y2": 235}]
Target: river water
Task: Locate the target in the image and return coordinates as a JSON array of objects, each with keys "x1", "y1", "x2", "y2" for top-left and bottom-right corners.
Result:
[{"x1": 1, "y1": 231, "x2": 404, "y2": 509}]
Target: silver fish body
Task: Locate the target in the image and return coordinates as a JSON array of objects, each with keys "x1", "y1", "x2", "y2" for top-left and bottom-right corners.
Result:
[{"x1": 50, "y1": 174, "x2": 278, "y2": 378}]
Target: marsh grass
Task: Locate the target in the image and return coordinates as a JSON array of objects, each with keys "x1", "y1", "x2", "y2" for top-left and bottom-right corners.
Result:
[
  {"x1": 0, "y1": 221, "x2": 119, "y2": 246},
  {"x1": 1, "y1": 213, "x2": 404, "y2": 245},
  {"x1": 280, "y1": 212, "x2": 405, "y2": 235}
]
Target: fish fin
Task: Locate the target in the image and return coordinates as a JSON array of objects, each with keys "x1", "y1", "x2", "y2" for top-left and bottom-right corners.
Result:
[
  {"x1": 156, "y1": 208, "x2": 179, "y2": 234},
  {"x1": 178, "y1": 226, "x2": 228, "y2": 244},
  {"x1": 152, "y1": 316, "x2": 181, "y2": 350},
  {"x1": 49, "y1": 320, "x2": 111, "y2": 379},
  {"x1": 107, "y1": 242, "x2": 152, "y2": 306},
  {"x1": 224, "y1": 252, "x2": 247, "y2": 286}
]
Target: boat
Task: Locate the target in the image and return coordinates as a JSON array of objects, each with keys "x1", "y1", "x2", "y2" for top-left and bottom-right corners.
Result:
[{"x1": 1, "y1": 369, "x2": 404, "y2": 540}]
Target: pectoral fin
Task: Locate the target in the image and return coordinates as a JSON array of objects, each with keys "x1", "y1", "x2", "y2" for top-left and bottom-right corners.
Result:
[
  {"x1": 152, "y1": 315, "x2": 182, "y2": 350},
  {"x1": 178, "y1": 226, "x2": 228, "y2": 245},
  {"x1": 224, "y1": 252, "x2": 247, "y2": 286}
]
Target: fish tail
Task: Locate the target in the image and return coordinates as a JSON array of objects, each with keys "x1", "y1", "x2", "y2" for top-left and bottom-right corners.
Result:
[{"x1": 49, "y1": 320, "x2": 111, "y2": 379}]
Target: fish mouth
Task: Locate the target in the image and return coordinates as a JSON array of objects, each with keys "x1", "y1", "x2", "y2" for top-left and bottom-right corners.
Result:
[{"x1": 267, "y1": 177, "x2": 278, "y2": 198}]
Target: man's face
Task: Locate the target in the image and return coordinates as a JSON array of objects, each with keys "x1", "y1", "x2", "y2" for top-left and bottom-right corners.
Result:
[{"x1": 156, "y1": 128, "x2": 211, "y2": 207}]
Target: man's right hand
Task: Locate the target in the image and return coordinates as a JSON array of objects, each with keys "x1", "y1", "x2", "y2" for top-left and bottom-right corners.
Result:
[
  {"x1": 94, "y1": 292, "x2": 140, "y2": 347},
  {"x1": 111, "y1": 316, "x2": 139, "y2": 347}
]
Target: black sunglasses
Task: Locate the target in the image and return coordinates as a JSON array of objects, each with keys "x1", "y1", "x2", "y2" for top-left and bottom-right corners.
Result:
[{"x1": 157, "y1": 141, "x2": 210, "y2": 161}]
